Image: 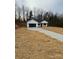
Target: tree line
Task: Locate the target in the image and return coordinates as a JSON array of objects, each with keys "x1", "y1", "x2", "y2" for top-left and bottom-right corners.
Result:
[{"x1": 15, "y1": 4, "x2": 63, "y2": 28}]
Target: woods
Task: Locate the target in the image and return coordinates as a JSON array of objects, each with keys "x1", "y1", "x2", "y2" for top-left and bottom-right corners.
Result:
[{"x1": 15, "y1": 5, "x2": 63, "y2": 28}]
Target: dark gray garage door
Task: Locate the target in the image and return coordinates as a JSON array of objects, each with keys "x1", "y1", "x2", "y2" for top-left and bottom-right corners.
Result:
[{"x1": 29, "y1": 24, "x2": 36, "y2": 27}]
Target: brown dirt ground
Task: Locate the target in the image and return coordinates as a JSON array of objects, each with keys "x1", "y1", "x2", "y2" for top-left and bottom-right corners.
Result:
[
  {"x1": 42, "y1": 27, "x2": 63, "y2": 34},
  {"x1": 15, "y1": 27, "x2": 63, "y2": 59}
]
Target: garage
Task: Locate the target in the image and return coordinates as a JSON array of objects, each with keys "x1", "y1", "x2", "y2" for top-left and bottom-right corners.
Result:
[
  {"x1": 29, "y1": 24, "x2": 36, "y2": 27},
  {"x1": 27, "y1": 19, "x2": 38, "y2": 28}
]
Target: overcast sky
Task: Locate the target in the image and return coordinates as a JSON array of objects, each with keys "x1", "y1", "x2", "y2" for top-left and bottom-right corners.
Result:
[{"x1": 16, "y1": 0, "x2": 63, "y2": 14}]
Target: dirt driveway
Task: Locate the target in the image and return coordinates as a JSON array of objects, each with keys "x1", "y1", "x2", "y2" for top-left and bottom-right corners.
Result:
[{"x1": 28, "y1": 28, "x2": 63, "y2": 41}]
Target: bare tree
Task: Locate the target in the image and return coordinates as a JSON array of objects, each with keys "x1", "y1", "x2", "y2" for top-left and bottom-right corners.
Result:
[
  {"x1": 25, "y1": 7, "x2": 29, "y2": 21},
  {"x1": 22, "y1": 5, "x2": 25, "y2": 22},
  {"x1": 15, "y1": 2, "x2": 21, "y2": 21}
]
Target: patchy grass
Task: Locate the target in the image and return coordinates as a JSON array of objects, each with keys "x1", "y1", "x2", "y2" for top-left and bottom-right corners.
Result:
[
  {"x1": 42, "y1": 27, "x2": 63, "y2": 34},
  {"x1": 15, "y1": 27, "x2": 63, "y2": 59}
]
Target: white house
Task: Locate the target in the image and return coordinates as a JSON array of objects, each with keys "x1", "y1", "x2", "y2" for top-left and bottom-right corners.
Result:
[{"x1": 27, "y1": 19, "x2": 48, "y2": 28}]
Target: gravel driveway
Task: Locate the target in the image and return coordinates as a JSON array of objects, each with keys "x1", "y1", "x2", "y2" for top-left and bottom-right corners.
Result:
[{"x1": 27, "y1": 28, "x2": 63, "y2": 41}]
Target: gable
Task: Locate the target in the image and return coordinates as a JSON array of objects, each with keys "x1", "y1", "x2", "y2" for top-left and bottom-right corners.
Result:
[
  {"x1": 27, "y1": 19, "x2": 38, "y2": 24},
  {"x1": 41, "y1": 20, "x2": 48, "y2": 23}
]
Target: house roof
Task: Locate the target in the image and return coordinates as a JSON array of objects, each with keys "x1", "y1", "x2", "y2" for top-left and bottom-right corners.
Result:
[
  {"x1": 27, "y1": 17, "x2": 48, "y2": 24},
  {"x1": 27, "y1": 19, "x2": 38, "y2": 23},
  {"x1": 41, "y1": 20, "x2": 48, "y2": 23}
]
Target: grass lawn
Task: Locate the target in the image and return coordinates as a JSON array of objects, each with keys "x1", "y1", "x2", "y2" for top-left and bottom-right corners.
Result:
[
  {"x1": 15, "y1": 27, "x2": 63, "y2": 59},
  {"x1": 42, "y1": 27, "x2": 63, "y2": 34}
]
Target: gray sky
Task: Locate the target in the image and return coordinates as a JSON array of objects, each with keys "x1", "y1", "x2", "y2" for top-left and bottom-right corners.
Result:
[{"x1": 16, "y1": 0, "x2": 63, "y2": 14}]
